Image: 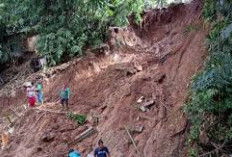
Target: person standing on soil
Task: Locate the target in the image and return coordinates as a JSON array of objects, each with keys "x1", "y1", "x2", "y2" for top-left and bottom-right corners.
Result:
[
  {"x1": 94, "y1": 139, "x2": 111, "y2": 157},
  {"x1": 36, "y1": 81, "x2": 44, "y2": 105},
  {"x1": 27, "y1": 82, "x2": 36, "y2": 107},
  {"x1": 68, "y1": 149, "x2": 81, "y2": 157},
  {"x1": 60, "y1": 84, "x2": 71, "y2": 109}
]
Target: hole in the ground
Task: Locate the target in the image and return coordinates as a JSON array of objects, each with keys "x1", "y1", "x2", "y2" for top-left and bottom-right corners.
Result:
[
  {"x1": 158, "y1": 74, "x2": 166, "y2": 84},
  {"x1": 37, "y1": 147, "x2": 43, "y2": 151},
  {"x1": 114, "y1": 28, "x2": 119, "y2": 34}
]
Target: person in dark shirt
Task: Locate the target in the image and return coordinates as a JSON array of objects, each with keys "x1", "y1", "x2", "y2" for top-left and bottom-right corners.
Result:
[{"x1": 94, "y1": 139, "x2": 111, "y2": 157}]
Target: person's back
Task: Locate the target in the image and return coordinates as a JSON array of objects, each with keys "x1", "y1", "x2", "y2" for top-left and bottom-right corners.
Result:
[
  {"x1": 37, "y1": 83, "x2": 43, "y2": 92},
  {"x1": 68, "y1": 149, "x2": 81, "y2": 157},
  {"x1": 36, "y1": 83, "x2": 44, "y2": 104}
]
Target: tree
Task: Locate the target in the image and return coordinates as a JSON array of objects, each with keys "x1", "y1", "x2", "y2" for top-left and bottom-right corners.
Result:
[
  {"x1": 0, "y1": 3, "x2": 10, "y2": 64},
  {"x1": 0, "y1": 0, "x2": 167, "y2": 66},
  {"x1": 0, "y1": 0, "x2": 144, "y2": 65}
]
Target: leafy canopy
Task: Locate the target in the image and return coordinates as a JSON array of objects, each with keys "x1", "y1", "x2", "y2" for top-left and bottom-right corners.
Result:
[{"x1": 0, "y1": 0, "x2": 167, "y2": 66}]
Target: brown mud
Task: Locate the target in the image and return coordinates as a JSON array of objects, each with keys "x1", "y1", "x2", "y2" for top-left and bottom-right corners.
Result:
[{"x1": 0, "y1": 1, "x2": 206, "y2": 157}]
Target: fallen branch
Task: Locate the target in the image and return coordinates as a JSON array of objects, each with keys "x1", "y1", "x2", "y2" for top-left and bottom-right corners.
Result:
[
  {"x1": 159, "y1": 100, "x2": 171, "y2": 113},
  {"x1": 165, "y1": 107, "x2": 182, "y2": 120},
  {"x1": 6, "y1": 115, "x2": 13, "y2": 126},
  {"x1": 42, "y1": 99, "x2": 60, "y2": 107},
  {"x1": 75, "y1": 127, "x2": 97, "y2": 142},
  {"x1": 125, "y1": 126, "x2": 144, "y2": 157},
  {"x1": 199, "y1": 141, "x2": 226, "y2": 157},
  {"x1": 9, "y1": 108, "x2": 21, "y2": 118},
  {"x1": 15, "y1": 110, "x2": 31, "y2": 132},
  {"x1": 56, "y1": 126, "x2": 78, "y2": 133},
  {"x1": 171, "y1": 121, "x2": 189, "y2": 138},
  {"x1": 32, "y1": 107, "x2": 67, "y2": 114},
  {"x1": 27, "y1": 113, "x2": 44, "y2": 133}
]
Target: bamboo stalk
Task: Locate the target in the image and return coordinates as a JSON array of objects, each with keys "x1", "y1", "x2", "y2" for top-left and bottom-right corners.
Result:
[{"x1": 125, "y1": 126, "x2": 144, "y2": 157}]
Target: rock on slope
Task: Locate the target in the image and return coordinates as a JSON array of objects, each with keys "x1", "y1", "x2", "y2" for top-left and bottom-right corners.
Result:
[{"x1": 0, "y1": 0, "x2": 206, "y2": 157}]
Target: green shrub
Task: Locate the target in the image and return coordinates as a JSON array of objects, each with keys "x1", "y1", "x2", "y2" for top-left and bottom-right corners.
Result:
[{"x1": 67, "y1": 112, "x2": 87, "y2": 125}]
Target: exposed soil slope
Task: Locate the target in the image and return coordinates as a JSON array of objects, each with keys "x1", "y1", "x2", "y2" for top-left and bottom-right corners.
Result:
[{"x1": 0, "y1": 1, "x2": 206, "y2": 157}]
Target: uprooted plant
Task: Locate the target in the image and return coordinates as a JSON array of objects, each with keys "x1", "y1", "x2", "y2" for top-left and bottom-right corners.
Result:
[{"x1": 67, "y1": 112, "x2": 87, "y2": 125}]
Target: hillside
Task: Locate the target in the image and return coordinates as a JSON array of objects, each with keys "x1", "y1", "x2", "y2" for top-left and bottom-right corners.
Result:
[{"x1": 0, "y1": 1, "x2": 206, "y2": 157}]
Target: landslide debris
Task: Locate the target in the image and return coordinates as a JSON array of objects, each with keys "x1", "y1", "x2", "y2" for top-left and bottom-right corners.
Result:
[{"x1": 0, "y1": 1, "x2": 206, "y2": 157}]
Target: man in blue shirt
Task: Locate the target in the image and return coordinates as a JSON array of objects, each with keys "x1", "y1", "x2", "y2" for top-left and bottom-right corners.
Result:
[{"x1": 94, "y1": 140, "x2": 111, "y2": 157}]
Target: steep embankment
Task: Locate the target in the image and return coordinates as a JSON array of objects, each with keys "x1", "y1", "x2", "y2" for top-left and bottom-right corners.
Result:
[{"x1": 0, "y1": 1, "x2": 206, "y2": 157}]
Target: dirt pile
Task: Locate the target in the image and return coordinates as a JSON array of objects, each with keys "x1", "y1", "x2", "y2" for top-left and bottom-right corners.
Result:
[{"x1": 0, "y1": 1, "x2": 206, "y2": 157}]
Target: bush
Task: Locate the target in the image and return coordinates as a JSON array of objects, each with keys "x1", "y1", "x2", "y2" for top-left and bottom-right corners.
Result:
[{"x1": 67, "y1": 112, "x2": 87, "y2": 125}]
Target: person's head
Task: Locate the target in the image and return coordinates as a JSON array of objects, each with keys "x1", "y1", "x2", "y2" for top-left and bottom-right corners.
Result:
[
  {"x1": 69, "y1": 149, "x2": 74, "y2": 154},
  {"x1": 27, "y1": 82, "x2": 32, "y2": 88},
  {"x1": 63, "y1": 83, "x2": 67, "y2": 89},
  {"x1": 31, "y1": 82, "x2": 34, "y2": 86},
  {"x1": 38, "y1": 80, "x2": 42, "y2": 84},
  {"x1": 98, "y1": 139, "x2": 104, "y2": 148}
]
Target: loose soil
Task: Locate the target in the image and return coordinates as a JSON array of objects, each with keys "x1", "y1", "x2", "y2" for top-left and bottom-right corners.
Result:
[{"x1": 0, "y1": 1, "x2": 206, "y2": 157}]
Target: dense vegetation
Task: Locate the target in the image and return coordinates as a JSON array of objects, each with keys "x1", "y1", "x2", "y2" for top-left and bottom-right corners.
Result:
[
  {"x1": 0, "y1": 3, "x2": 10, "y2": 65},
  {"x1": 184, "y1": 0, "x2": 232, "y2": 156},
  {"x1": 0, "y1": 0, "x2": 169, "y2": 66}
]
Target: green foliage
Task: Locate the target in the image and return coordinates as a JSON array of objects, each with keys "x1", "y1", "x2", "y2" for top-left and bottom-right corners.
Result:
[
  {"x1": 184, "y1": 0, "x2": 232, "y2": 155},
  {"x1": 145, "y1": 0, "x2": 167, "y2": 9},
  {"x1": 67, "y1": 112, "x2": 87, "y2": 125},
  {"x1": 0, "y1": 0, "x2": 168, "y2": 66},
  {"x1": 0, "y1": 3, "x2": 9, "y2": 64},
  {"x1": 0, "y1": 44, "x2": 10, "y2": 64},
  {"x1": 189, "y1": 148, "x2": 197, "y2": 157},
  {"x1": 155, "y1": 0, "x2": 167, "y2": 8},
  {"x1": 0, "y1": 0, "x2": 150, "y2": 66}
]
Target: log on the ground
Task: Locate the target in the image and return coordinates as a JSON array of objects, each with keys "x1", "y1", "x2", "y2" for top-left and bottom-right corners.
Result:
[
  {"x1": 125, "y1": 126, "x2": 144, "y2": 157},
  {"x1": 32, "y1": 107, "x2": 67, "y2": 114},
  {"x1": 75, "y1": 127, "x2": 97, "y2": 142},
  {"x1": 134, "y1": 97, "x2": 155, "y2": 112},
  {"x1": 142, "y1": 99, "x2": 155, "y2": 109}
]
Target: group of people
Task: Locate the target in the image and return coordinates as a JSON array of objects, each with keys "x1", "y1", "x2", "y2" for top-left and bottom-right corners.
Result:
[
  {"x1": 25, "y1": 81, "x2": 44, "y2": 107},
  {"x1": 25, "y1": 82, "x2": 110, "y2": 157},
  {"x1": 68, "y1": 140, "x2": 111, "y2": 157},
  {"x1": 25, "y1": 81, "x2": 71, "y2": 108}
]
